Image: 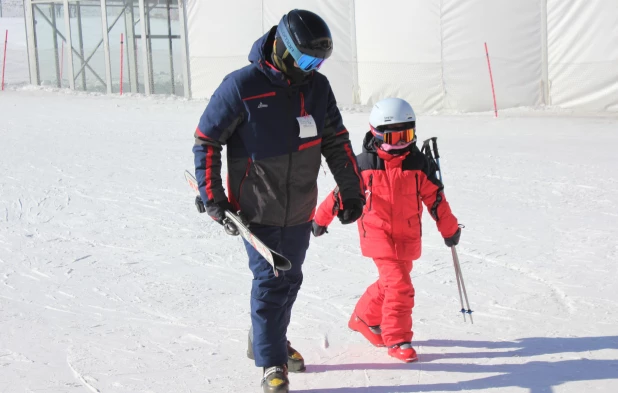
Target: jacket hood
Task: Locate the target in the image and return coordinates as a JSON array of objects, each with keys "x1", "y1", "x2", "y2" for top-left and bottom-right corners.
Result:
[
  {"x1": 248, "y1": 27, "x2": 275, "y2": 64},
  {"x1": 248, "y1": 26, "x2": 314, "y2": 87},
  {"x1": 362, "y1": 131, "x2": 378, "y2": 154},
  {"x1": 249, "y1": 26, "x2": 315, "y2": 86},
  {"x1": 248, "y1": 27, "x2": 288, "y2": 86}
]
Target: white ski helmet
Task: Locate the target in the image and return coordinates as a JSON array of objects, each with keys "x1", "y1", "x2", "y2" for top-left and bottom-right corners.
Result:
[{"x1": 369, "y1": 97, "x2": 416, "y2": 130}]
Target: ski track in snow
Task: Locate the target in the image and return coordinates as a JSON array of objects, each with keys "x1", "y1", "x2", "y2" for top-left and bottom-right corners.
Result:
[
  {"x1": 460, "y1": 249, "x2": 577, "y2": 315},
  {"x1": 0, "y1": 89, "x2": 617, "y2": 392},
  {"x1": 67, "y1": 352, "x2": 102, "y2": 393}
]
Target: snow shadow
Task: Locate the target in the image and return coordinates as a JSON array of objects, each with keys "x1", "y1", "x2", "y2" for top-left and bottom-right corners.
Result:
[{"x1": 298, "y1": 336, "x2": 618, "y2": 393}]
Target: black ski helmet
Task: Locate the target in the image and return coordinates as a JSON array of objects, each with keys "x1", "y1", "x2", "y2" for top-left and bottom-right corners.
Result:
[
  {"x1": 275, "y1": 10, "x2": 333, "y2": 67},
  {"x1": 282, "y1": 9, "x2": 333, "y2": 60}
]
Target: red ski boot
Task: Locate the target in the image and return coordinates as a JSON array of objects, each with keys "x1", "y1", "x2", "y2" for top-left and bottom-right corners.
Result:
[
  {"x1": 388, "y1": 342, "x2": 418, "y2": 363},
  {"x1": 348, "y1": 313, "x2": 385, "y2": 347}
]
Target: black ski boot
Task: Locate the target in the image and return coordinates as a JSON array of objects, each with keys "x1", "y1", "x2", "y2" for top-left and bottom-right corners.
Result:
[
  {"x1": 285, "y1": 341, "x2": 306, "y2": 372},
  {"x1": 262, "y1": 364, "x2": 289, "y2": 393},
  {"x1": 247, "y1": 328, "x2": 306, "y2": 372}
]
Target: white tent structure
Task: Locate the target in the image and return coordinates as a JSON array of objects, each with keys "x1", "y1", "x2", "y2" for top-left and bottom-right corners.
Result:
[
  {"x1": 186, "y1": 0, "x2": 618, "y2": 112},
  {"x1": 22, "y1": 0, "x2": 618, "y2": 112}
]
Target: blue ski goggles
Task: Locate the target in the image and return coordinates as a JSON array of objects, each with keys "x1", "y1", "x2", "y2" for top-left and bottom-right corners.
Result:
[{"x1": 277, "y1": 20, "x2": 327, "y2": 72}]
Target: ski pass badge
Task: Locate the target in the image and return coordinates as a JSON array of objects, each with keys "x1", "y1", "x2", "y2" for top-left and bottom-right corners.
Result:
[{"x1": 297, "y1": 115, "x2": 318, "y2": 138}]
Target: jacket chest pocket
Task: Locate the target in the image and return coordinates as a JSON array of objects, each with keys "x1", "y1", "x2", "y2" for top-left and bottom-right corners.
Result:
[
  {"x1": 244, "y1": 92, "x2": 278, "y2": 122},
  {"x1": 395, "y1": 172, "x2": 422, "y2": 214},
  {"x1": 367, "y1": 182, "x2": 391, "y2": 213}
]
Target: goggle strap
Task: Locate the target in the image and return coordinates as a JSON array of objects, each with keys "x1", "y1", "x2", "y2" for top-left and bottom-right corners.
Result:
[{"x1": 278, "y1": 19, "x2": 325, "y2": 72}]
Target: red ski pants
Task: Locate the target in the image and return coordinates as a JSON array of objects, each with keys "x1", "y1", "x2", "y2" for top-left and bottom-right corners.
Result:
[{"x1": 354, "y1": 258, "x2": 415, "y2": 346}]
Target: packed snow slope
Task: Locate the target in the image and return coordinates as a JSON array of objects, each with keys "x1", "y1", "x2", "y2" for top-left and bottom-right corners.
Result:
[{"x1": 1, "y1": 89, "x2": 617, "y2": 392}]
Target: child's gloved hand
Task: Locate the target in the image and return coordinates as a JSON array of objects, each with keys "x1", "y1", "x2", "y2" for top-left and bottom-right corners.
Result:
[
  {"x1": 444, "y1": 228, "x2": 461, "y2": 247},
  {"x1": 337, "y1": 198, "x2": 364, "y2": 224},
  {"x1": 311, "y1": 221, "x2": 328, "y2": 237}
]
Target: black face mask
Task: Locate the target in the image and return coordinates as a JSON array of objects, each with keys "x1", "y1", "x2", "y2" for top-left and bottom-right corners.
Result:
[{"x1": 272, "y1": 35, "x2": 311, "y2": 85}]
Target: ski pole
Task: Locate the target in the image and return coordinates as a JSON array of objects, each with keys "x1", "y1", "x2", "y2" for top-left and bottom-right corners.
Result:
[
  {"x1": 451, "y1": 245, "x2": 466, "y2": 322},
  {"x1": 422, "y1": 137, "x2": 442, "y2": 182},
  {"x1": 430, "y1": 137, "x2": 442, "y2": 182},
  {"x1": 425, "y1": 136, "x2": 473, "y2": 322},
  {"x1": 452, "y1": 245, "x2": 473, "y2": 323}
]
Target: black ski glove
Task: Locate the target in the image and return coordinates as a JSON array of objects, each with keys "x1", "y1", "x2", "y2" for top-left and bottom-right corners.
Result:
[
  {"x1": 205, "y1": 199, "x2": 240, "y2": 236},
  {"x1": 337, "y1": 198, "x2": 364, "y2": 225},
  {"x1": 444, "y1": 228, "x2": 461, "y2": 247},
  {"x1": 311, "y1": 221, "x2": 328, "y2": 237}
]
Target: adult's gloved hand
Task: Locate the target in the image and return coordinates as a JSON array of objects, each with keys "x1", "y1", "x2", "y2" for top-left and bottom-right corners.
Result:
[
  {"x1": 444, "y1": 228, "x2": 461, "y2": 247},
  {"x1": 337, "y1": 198, "x2": 364, "y2": 225},
  {"x1": 195, "y1": 196, "x2": 206, "y2": 213},
  {"x1": 311, "y1": 221, "x2": 328, "y2": 237},
  {"x1": 205, "y1": 199, "x2": 240, "y2": 236}
]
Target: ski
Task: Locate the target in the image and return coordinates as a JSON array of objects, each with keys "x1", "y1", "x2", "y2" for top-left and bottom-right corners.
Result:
[{"x1": 184, "y1": 170, "x2": 292, "y2": 276}]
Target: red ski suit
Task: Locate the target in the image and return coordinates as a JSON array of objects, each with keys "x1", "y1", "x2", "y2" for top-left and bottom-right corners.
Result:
[{"x1": 315, "y1": 132, "x2": 459, "y2": 346}]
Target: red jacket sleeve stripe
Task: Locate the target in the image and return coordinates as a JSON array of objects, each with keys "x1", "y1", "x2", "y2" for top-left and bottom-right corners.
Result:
[
  {"x1": 205, "y1": 145, "x2": 214, "y2": 200},
  {"x1": 195, "y1": 127, "x2": 208, "y2": 140},
  {"x1": 344, "y1": 143, "x2": 364, "y2": 193},
  {"x1": 299, "y1": 138, "x2": 322, "y2": 151}
]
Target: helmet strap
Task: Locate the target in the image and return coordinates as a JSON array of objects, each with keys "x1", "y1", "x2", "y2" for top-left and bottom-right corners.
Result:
[{"x1": 271, "y1": 39, "x2": 288, "y2": 73}]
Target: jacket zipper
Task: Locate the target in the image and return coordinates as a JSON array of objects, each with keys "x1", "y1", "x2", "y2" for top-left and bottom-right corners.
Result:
[
  {"x1": 360, "y1": 174, "x2": 374, "y2": 238},
  {"x1": 367, "y1": 174, "x2": 374, "y2": 211},
  {"x1": 284, "y1": 152, "x2": 292, "y2": 224},
  {"x1": 360, "y1": 213, "x2": 367, "y2": 237},
  {"x1": 283, "y1": 87, "x2": 297, "y2": 225},
  {"x1": 415, "y1": 173, "x2": 420, "y2": 211},
  {"x1": 237, "y1": 157, "x2": 252, "y2": 204},
  {"x1": 415, "y1": 173, "x2": 422, "y2": 236},
  {"x1": 300, "y1": 92, "x2": 308, "y2": 117},
  {"x1": 418, "y1": 214, "x2": 423, "y2": 237}
]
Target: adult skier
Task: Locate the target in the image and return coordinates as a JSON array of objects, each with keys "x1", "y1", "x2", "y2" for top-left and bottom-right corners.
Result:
[{"x1": 192, "y1": 9, "x2": 365, "y2": 393}]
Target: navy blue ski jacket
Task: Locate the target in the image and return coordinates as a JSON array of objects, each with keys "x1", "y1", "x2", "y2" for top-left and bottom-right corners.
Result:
[{"x1": 193, "y1": 27, "x2": 364, "y2": 226}]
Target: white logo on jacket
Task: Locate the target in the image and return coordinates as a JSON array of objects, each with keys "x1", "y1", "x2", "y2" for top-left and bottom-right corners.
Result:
[{"x1": 258, "y1": 102, "x2": 268, "y2": 109}]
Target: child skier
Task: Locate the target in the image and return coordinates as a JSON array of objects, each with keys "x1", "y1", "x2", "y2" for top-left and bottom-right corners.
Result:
[{"x1": 312, "y1": 97, "x2": 461, "y2": 363}]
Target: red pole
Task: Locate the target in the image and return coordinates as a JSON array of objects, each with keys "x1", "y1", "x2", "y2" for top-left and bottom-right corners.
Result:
[
  {"x1": 120, "y1": 33, "x2": 124, "y2": 95},
  {"x1": 484, "y1": 42, "x2": 498, "y2": 118},
  {"x1": 2, "y1": 30, "x2": 8, "y2": 91},
  {"x1": 60, "y1": 40, "x2": 64, "y2": 87}
]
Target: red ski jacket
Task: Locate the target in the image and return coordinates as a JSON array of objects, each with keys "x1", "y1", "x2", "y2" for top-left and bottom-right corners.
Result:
[{"x1": 315, "y1": 132, "x2": 459, "y2": 261}]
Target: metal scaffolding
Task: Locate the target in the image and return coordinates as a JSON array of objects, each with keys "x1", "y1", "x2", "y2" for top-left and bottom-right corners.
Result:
[{"x1": 23, "y1": 0, "x2": 191, "y2": 97}]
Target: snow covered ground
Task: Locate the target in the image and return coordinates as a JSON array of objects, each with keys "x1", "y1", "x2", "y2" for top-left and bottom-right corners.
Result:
[{"x1": 1, "y1": 87, "x2": 618, "y2": 392}]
